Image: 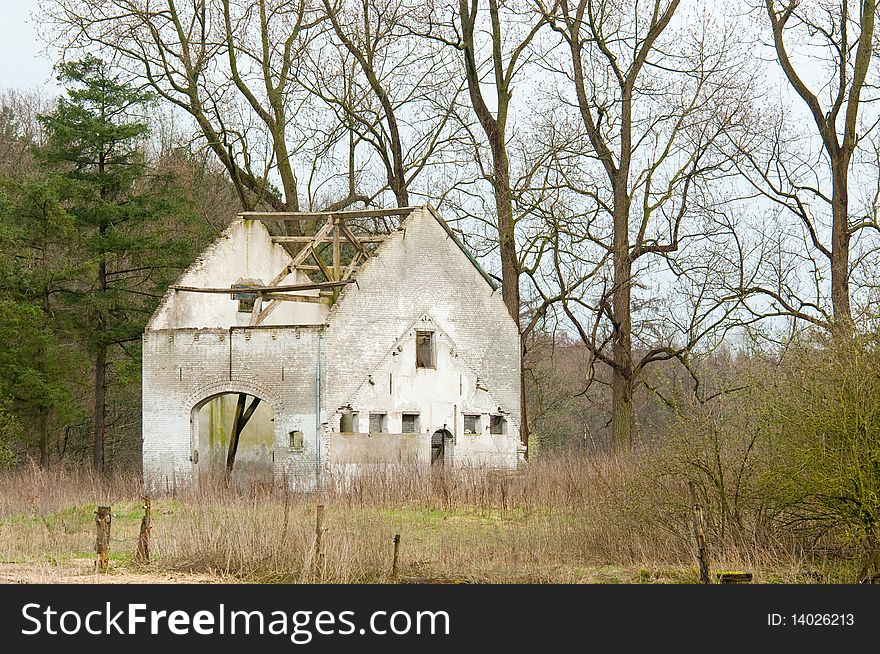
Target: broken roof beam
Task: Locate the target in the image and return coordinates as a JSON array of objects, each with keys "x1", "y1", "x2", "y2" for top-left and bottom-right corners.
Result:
[
  {"x1": 249, "y1": 293, "x2": 264, "y2": 325},
  {"x1": 341, "y1": 251, "x2": 362, "y2": 282},
  {"x1": 239, "y1": 207, "x2": 414, "y2": 221},
  {"x1": 252, "y1": 297, "x2": 280, "y2": 326},
  {"x1": 333, "y1": 217, "x2": 341, "y2": 280},
  {"x1": 170, "y1": 280, "x2": 354, "y2": 294},
  {"x1": 262, "y1": 293, "x2": 332, "y2": 304},
  {"x1": 309, "y1": 245, "x2": 335, "y2": 281},
  {"x1": 268, "y1": 220, "x2": 335, "y2": 285},
  {"x1": 272, "y1": 235, "x2": 387, "y2": 243},
  {"x1": 338, "y1": 222, "x2": 373, "y2": 259}
]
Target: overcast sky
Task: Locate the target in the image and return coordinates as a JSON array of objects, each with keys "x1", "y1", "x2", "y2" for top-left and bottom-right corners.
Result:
[{"x1": 0, "y1": 0, "x2": 57, "y2": 92}]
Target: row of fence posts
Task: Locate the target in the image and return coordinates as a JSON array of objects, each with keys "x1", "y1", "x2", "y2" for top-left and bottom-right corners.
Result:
[
  {"x1": 95, "y1": 493, "x2": 740, "y2": 583},
  {"x1": 95, "y1": 499, "x2": 402, "y2": 581},
  {"x1": 94, "y1": 496, "x2": 153, "y2": 573},
  {"x1": 95, "y1": 492, "x2": 740, "y2": 583},
  {"x1": 310, "y1": 504, "x2": 401, "y2": 581}
]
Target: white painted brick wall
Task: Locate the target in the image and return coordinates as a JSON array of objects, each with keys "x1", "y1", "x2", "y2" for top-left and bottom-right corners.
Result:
[
  {"x1": 321, "y1": 208, "x2": 522, "y2": 468},
  {"x1": 142, "y1": 207, "x2": 523, "y2": 488},
  {"x1": 142, "y1": 327, "x2": 324, "y2": 490}
]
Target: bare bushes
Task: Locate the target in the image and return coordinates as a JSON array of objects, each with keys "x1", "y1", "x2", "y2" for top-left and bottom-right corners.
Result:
[
  {"x1": 652, "y1": 390, "x2": 782, "y2": 557},
  {"x1": 648, "y1": 332, "x2": 880, "y2": 580},
  {"x1": 759, "y1": 334, "x2": 880, "y2": 580},
  {"x1": 0, "y1": 418, "x2": 868, "y2": 583},
  {"x1": 0, "y1": 452, "x2": 809, "y2": 583}
]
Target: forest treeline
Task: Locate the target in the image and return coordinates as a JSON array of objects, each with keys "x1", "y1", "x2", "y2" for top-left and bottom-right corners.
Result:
[
  {"x1": 1, "y1": 1, "x2": 880, "y2": 577},
  {"x1": 0, "y1": 60, "x2": 239, "y2": 471}
]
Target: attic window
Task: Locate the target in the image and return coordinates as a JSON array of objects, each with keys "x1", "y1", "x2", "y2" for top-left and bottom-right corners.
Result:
[
  {"x1": 415, "y1": 331, "x2": 435, "y2": 368},
  {"x1": 463, "y1": 414, "x2": 480, "y2": 434},
  {"x1": 489, "y1": 415, "x2": 506, "y2": 435},
  {"x1": 401, "y1": 413, "x2": 419, "y2": 434},
  {"x1": 232, "y1": 278, "x2": 263, "y2": 313}
]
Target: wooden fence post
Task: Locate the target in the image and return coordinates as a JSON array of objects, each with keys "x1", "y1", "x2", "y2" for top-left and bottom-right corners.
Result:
[
  {"x1": 134, "y1": 495, "x2": 152, "y2": 564},
  {"x1": 95, "y1": 505, "x2": 111, "y2": 572},
  {"x1": 314, "y1": 504, "x2": 325, "y2": 580},
  {"x1": 687, "y1": 481, "x2": 711, "y2": 584},
  {"x1": 391, "y1": 534, "x2": 401, "y2": 580}
]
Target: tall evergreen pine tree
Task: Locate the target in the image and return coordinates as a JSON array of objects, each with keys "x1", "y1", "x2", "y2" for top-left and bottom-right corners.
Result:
[{"x1": 37, "y1": 57, "x2": 192, "y2": 473}]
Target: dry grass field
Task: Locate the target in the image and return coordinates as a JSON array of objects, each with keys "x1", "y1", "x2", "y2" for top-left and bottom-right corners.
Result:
[{"x1": 0, "y1": 455, "x2": 850, "y2": 584}]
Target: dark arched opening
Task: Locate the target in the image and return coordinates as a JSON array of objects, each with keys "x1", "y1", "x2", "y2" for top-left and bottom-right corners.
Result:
[
  {"x1": 192, "y1": 392, "x2": 274, "y2": 486},
  {"x1": 431, "y1": 429, "x2": 453, "y2": 465}
]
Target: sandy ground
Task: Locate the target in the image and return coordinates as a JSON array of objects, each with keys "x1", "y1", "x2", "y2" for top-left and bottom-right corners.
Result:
[{"x1": 0, "y1": 560, "x2": 227, "y2": 584}]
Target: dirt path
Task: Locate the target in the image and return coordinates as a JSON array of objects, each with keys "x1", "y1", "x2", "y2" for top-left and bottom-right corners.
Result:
[{"x1": 0, "y1": 560, "x2": 228, "y2": 584}]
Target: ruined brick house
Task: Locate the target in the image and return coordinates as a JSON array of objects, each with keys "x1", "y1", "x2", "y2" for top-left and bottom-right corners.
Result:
[{"x1": 142, "y1": 206, "x2": 524, "y2": 489}]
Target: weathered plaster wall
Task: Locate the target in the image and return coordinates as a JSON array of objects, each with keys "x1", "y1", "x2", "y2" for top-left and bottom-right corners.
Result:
[
  {"x1": 149, "y1": 219, "x2": 328, "y2": 329},
  {"x1": 329, "y1": 432, "x2": 427, "y2": 464},
  {"x1": 326, "y1": 317, "x2": 518, "y2": 467},
  {"x1": 141, "y1": 327, "x2": 324, "y2": 490},
  {"x1": 321, "y1": 208, "x2": 523, "y2": 469},
  {"x1": 143, "y1": 207, "x2": 523, "y2": 489}
]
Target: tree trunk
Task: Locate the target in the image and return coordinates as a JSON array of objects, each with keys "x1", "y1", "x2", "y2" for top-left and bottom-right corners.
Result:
[
  {"x1": 39, "y1": 410, "x2": 49, "y2": 470},
  {"x1": 93, "y1": 345, "x2": 106, "y2": 474},
  {"x1": 94, "y1": 145, "x2": 108, "y2": 475},
  {"x1": 611, "y1": 183, "x2": 633, "y2": 455},
  {"x1": 493, "y1": 145, "x2": 520, "y2": 324},
  {"x1": 273, "y1": 121, "x2": 300, "y2": 212},
  {"x1": 492, "y1": 140, "x2": 528, "y2": 450},
  {"x1": 520, "y1": 353, "x2": 530, "y2": 454},
  {"x1": 830, "y1": 157, "x2": 852, "y2": 330},
  {"x1": 391, "y1": 176, "x2": 409, "y2": 208},
  {"x1": 38, "y1": 286, "x2": 51, "y2": 470},
  {"x1": 458, "y1": 0, "x2": 525, "y2": 450}
]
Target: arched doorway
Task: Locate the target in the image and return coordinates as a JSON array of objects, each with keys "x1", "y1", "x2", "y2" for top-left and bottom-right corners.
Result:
[
  {"x1": 191, "y1": 392, "x2": 275, "y2": 486},
  {"x1": 431, "y1": 429, "x2": 453, "y2": 465}
]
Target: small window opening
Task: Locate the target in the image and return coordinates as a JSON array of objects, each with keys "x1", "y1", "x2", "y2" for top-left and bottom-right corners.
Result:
[
  {"x1": 369, "y1": 413, "x2": 387, "y2": 434},
  {"x1": 401, "y1": 413, "x2": 419, "y2": 434},
  {"x1": 416, "y1": 331, "x2": 435, "y2": 368},
  {"x1": 463, "y1": 414, "x2": 480, "y2": 434},
  {"x1": 232, "y1": 278, "x2": 263, "y2": 313},
  {"x1": 340, "y1": 410, "x2": 358, "y2": 433},
  {"x1": 489, "y1": 415, "x2": 506, "y2": 435},
  {"x1": 289, "y1": 430, "x2": 304, "y2": 451}
]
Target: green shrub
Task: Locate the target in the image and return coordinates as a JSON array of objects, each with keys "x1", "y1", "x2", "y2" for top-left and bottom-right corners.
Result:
[{"x1": 760, "y1": 333, "x2": 880, "y2": 579}]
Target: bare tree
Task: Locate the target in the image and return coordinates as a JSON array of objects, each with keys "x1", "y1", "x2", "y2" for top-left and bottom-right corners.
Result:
[
  {"x1": 737, "y1": 0, "x2": 878, "y2": 332},
  {"x1": 0, "y1": 90, "x2": 53, "y2": 173},
  {"x1": 40, "y1": 0, "x2": 760, "y2": 460},
  {"x1": 455, "y1": 0, "x2": 543, "y2": 325},
  {"x1": 306, "y1": 0, "x2": 461, "y2": 209},
  {"x1": 320, "y1": 0, "x2": 408, "y2": 207},
  {"x1": 43, "y1": 0, "x2": 365, "y2": 212},
  {"x1": 409, "y1": 0, "x2": 549, "y2": 448},
  {"x1": 540, "y1": 0, "x2": 749, "y2": 453}
]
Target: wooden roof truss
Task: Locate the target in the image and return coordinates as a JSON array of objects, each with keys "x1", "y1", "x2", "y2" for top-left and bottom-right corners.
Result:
[{"x1": 168, "y1": 208, "x2": 412, "y2": 326}]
